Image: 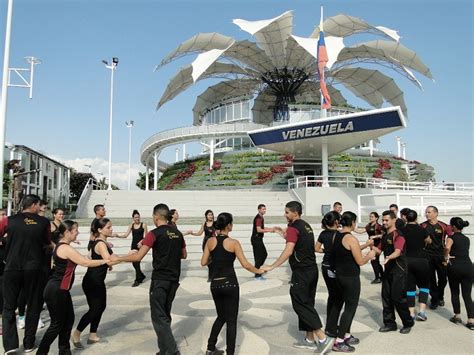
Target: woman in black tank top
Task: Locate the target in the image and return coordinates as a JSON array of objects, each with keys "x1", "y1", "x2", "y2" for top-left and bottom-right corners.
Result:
[
  {"x1": 201, "y1": 212, "x2": 264, "y2": 355},
  {"x1": 331, "y1": 212, "x2": 376, "y2": 352},
  {"x1": 37, "y1": 220, "x2": 109, "y2": 355},
  {"x1": 117, "y1": 210, "x2": 148, "y2": 287},
  {"x1": 445, "y1": 217, "x2": 473, "y2": 329},
  {"x1": 73, "y1": 218, "x2": 119, "y2": 348},
  {"x1": 50, "y1": 208, "x2": 65, "y2": 244}
]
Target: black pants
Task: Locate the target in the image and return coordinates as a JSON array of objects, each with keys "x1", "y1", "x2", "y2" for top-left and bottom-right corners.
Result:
[
  {"x1": 371, "y1": 254, "x2": 383, "y2": 280},
  {"x1": 321, "y1": 265, "x2": 341, "y2": 335},
  {"x1": 251, "y1": 237, "x2": 267, "y2": 277},
  {"x1": 37, "y1": 284, "x2": 74, "y2": 355},
  {"x1": 0, "y1": 246, "x2": 5, "y2": 313},
  {"x1": 76, "y1": 274, "x2": 107, "y2": 333},
  {"x1": 448, "y1": 262, "x2": 474, "y2": 318},
  {"x1": 2, "y1": 269, "x2": 44, "y2": 351},
  {"x1": 406, "y1": 257, "x2": 430, "y2": 307},
  {"x1": 333, "y1": 275, "x2": 360, "y2": 339},
  {"x1": 207, "y1": 278, "x2": 239, "y2": 355},
  {"x1": 290, "y1": 266, "x2": 323, "y2": 331},
  {"x1": 381, "y1": 265, "x2": 414, "y2": 328},
  {"x1": 150, "y1": 279, "x2": 180, "y2": 355},
  {"x1": 425, "y1": 254, "x2": 447, "y2": 305}
]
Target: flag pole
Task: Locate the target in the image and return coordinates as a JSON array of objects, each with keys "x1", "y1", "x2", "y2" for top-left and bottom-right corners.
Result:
[
  {"x1": 319, "y1": 5, "x2": 329, "y2": 187},
  {"x1": 319, "y1": 5, "x2": 326, "y2": 119}
]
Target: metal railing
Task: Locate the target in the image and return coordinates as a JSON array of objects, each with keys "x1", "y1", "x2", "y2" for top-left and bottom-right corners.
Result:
[
  {"x1": 75, "y1": 178, "x2": 100, "y2": 217},
  {"x1": 288, "y1": 175, "x2": 474, "y2": 193},
  {"x1": 357, "y1": 192, "x2": 473, "y2": 223}
]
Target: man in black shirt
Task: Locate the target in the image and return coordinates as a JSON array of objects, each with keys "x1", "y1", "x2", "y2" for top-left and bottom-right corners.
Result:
[
  {"x1": 251, "y1": 204, "x2": 277, "y2": 280},
  {"x1": 1, "y1": 194, "x2": 52, "y2": 353},
  {"x1": 262, "y1": 201, "x2": 332, "y2": 353},
  {"x1": 117, "y1": 203, "x2": 187, "y2": 355},
  {"x1": 88, "y1": 204, "x2": 106, "y2": 250},
  {"x1": 389, "y1": 204, "x2": 406, "y2": 231},
  {"x1": 421, "y1": 205, "x2": 451, "y2": 309}
]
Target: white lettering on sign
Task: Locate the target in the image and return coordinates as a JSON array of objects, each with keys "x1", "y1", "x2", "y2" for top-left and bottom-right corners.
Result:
[{"x1": 281, "y1": 121, "x2": 355, "y2": 141}]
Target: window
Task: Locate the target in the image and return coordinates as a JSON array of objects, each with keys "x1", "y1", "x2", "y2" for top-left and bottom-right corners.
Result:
[
  {"x1": 234, "y1": 102, "x2": 241, "y2": 119},
  {"x1": 53, "y1": 168, "x2": 58, "y2": 189},
  {"x1": 242, "y1": 101, "x2": 250, "y2": 118},
  {"x1": 226, "y1": 105, "x2": 233, "y2": 122}
]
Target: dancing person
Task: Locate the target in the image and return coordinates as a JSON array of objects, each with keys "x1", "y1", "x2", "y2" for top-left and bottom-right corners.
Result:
[
  {"x1": 389, "y1": 204, "x2": 406, "y2": 231},
  {"x1": 38, "y1": 200, "x2": 48, "y2": 217},
  {"x1": 1, "y1": 194, "x2": 52, "y2": 353},
  {"x1": 168, "y1": 208, "x2": 179, "y2": 226},
  {"x1": 374, "y1": 211, "x2": 414, "y2": 334},
  {"x1": 116, "y1": 203, "x2": 187, "y2": 354},
  {"x1": 250, "y1": 204, "x2": 277, "y2": 280},
  {"x1": 402, "y1": 209, "x2": 431, "y2": 321},
  {"x1": 315, "y1": 211, "x2": 341, "y2": 338},
  {"x1": 88, "y1": 204, "x2": 106, "y2": 251},
  {"x1": 330, "y1": 211, "x2": 375, "y2": 352},
  {"x1": 333, "y1": 202, "x2": 343, "y2": 214},
  {"x1": 262, "y1": 201, "x2": 332, "y2": 353},
  {"x1": 399, "y1": 208, "x2": 411, "y2": 224},
  {"x1": 73, "y1": 218, "x2": 117, "y2": 347},
  {"x1": 445, "y1": 217, "x2": 473, "y2": 329},
  {"x1": 37, "y1": 220, "x2": 111, "y2": 355},
  {"x1": 365, "y1": 212, "x2": 383, "y2": 284},
  {"x1": 421, "y1": 205, "x2": 451, "y2": 309},
  {"x1": 201, "y1": 212, "x2": 264, "y2": 355},
  {"x1": 50, "y1": 208, "x2": 65, "y2": 245},
  {"x1": 117, "y1": 210, "x2": 148, "y2": 287}
]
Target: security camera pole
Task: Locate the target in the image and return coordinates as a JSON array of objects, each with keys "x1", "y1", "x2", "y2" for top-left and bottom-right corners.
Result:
[
  {"x1": 0, "y1": 0, "x2": 41, "y2": 210},
  {"x1": 102, "y1": 57, "x2": 119, "y2": 190}
]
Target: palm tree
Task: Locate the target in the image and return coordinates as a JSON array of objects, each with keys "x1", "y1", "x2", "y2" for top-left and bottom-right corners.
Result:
[{"x1": 155, "y1": 11, "x2": 432, "y2": 124}]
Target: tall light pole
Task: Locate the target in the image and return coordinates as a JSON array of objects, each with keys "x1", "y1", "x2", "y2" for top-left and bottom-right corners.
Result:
[
  {"x1": 102, "y1": 57, "x2": 119, "y2": 190},
  {"x1": 125, "y1": 120, "x2": 134, "y2": 191}
]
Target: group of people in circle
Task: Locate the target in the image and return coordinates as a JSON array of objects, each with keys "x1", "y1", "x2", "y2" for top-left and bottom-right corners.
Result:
[{"x1": 0, "y1": 195, "x2": 472, "y2": 354}]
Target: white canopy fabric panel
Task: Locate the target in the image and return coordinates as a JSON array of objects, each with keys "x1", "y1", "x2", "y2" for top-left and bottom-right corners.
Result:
[
  {"x1": 310, "y1": 14, "x2": 400, "y2": 41},
  {"x1": 192, "y1": 79, "x2": 261, "y2": 124},
  {"x1": 331, "y1": 67, "x2": 407, "y2": 115},
  {"x1": 156, "y1": 33, "x2": 235, "y2": 70},
  {"x1": 223, "y1": 40, "x2": 274, "y2": 72},
  {"x1": 233, "y1": 11, "x2": 293, "y2": 69},
  {"x1": 252, "y1": 89, "x2": 275, "y2": 125},
  {"x1": 296, "y1": 81, "x2": 347, "y2": 106},
  {"x1": 290, "y1": 35, "x2": 345, "y2": 69},
  {"x1": 157, "y1": 62, "x2": 255, "y2": 109},
  {"x1": 285, "y1": 35, "x2": 316, "y2": 70}
]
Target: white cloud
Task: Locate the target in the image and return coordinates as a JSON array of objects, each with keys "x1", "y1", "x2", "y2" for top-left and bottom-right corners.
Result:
[{"x1": 51, "y1": 156, "x2": 145, "y2": 190}]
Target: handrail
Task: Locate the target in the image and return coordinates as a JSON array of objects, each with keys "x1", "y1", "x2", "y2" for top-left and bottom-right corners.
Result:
[
  {"x1": 75, "y1": 178, "x2": 100, "y2": 217},
  {"x1": 288, "y1": 175, "x2": 474, "y2": 193}
]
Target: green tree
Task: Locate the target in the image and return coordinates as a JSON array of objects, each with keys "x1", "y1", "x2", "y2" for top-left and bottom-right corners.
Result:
[
  {"x1": 136, "y1": 171, "x2": 154, "y2": 190},
  {"x1": 69, "y1": 170, "x2": 95, "y2": 202}
]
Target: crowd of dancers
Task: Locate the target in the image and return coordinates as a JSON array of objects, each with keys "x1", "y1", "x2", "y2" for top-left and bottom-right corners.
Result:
[{"x1": 0, "y1": 195, "x2": 472, "y2": 354}]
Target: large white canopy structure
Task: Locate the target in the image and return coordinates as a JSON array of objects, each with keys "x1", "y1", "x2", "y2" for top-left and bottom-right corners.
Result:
[{"x1": 155, "y1": 11, "x2": 433, "y2": 123}]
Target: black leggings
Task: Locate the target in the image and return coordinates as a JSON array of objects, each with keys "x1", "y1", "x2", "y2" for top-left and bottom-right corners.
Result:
[
  {"x1": 207, "y1": 279, "x2": 239, "y2": 355},
  {"x1": 426, "y1": 254, "x2": 448, "y2": 304},
  {"x1": 251, "y1": 237, "x2": 267, "y2": 277},
  {"x1": 334, "y1": 275, "x2": 361, "y2": 339},
  {"x1": 448, "y1": 262, "x2": 474, "y2": 318},
  {"x1": 406, "y1": 257, "x2": 430, "y2": 307},
  {"x1": 76, "y1": 275, "x2": 106, "y2": 333},
  {"x1": 321, "y1": 265, "x2": 340, "y2": 335},
  {"x1": 37, "y1": 284, "x2": 74, "y2": 355},
  {"x1": 371, "y1": 254, "x2": 383, "y2": 280}
]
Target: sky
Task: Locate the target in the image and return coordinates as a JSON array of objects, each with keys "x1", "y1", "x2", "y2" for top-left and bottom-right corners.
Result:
[{"x1": 0, "y1": 0, "x2": 472, "y2": 189}]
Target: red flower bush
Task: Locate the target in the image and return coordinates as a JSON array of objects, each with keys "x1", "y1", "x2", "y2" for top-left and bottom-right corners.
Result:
[
  {"x1": 280, "y1": 154, "x2": 294, "y2": 162},
  {"x1": 373, "y1": 169, "x2": 384, "y2": 179},
  {"x1": 165, "y1": 162, "x2": 197, "y2": 190},
  {"x1": 271, "y1": 165, "x2": 287, "y2": 174},
  {"x1": 212, "y1": 160, "x2": 222, "y2": 171},
  {"x1": 378, "y1": 159, "x2": 391, "y2": 170}
]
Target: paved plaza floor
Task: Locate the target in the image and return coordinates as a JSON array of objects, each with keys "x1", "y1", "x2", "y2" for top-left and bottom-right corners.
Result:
[{"x1": 2, "y1": 223, "x2": 473, "y2": 354}]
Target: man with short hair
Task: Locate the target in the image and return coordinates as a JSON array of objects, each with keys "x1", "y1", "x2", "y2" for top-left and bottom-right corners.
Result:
[
  {"x1": 333, "y1": 202, "x2": 343, "y2": 214},
  {"x1": 251, "y1": 204, "x2": 277, "y2": 280},
  {"x1": 389, "y1": 204, "x2": 406, "y2": 231},
  {"x1": 88, "y1": 204, "x2": 106, "y2": 250},
  {"x1": 117, "y1": 203, "x2": 187, "y2": 355},
  {"x1": 1, "y1": 194, "x2": 51, "y2": 353},
  {"x1": 373, "y1": 210, "x2": 414, "y2": 334},
  {"x1": 262, "y1": 201, "x2": 332, "y2": 353},
  {"x1": 38, "y1": 200, "x2": 48, "y2": 217},
  {"x1": 421, "y1": 205, "x2": 451, "y2": 309}
]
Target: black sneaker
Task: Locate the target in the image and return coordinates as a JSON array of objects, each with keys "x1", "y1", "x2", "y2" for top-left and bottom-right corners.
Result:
[
  {"x1": 379, "y1": 325, "x2": 397, "y2": 332},
  {"x1": 429, "y1": 302, "x2": 438, "y2": 310},
  {"x1": 371, "y1": 278, "x2": 382, "y2": 284},
  {"x1": 449, "y1": 316, "x2": 462, "y2": 324},
  {"x1": 466, "y1": 322, "x2": 474, "y2": 330},
  {"x1": 400, "y1": 326, "x2": 412, "y2": 334},
  {"x1": 439, "y1": 300, "x2": 445, "y2": 307},
  {"x1": 344, "y1": 335, "x2": 360, "y2": 345},
  {"x1": 332, "y1": 341, "x2": 355, "y2": 352},
  {"x1": 132, "y1": 280, "x2": 140, "y2": 287},
  {"x1": 205, "y1": 350, "x2": 224, "y2": 355}
]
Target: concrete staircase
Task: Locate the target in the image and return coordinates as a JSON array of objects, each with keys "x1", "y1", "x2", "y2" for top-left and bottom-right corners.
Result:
[{"x1": 77, "y1": 190, "x2": 294, "y2": 218}]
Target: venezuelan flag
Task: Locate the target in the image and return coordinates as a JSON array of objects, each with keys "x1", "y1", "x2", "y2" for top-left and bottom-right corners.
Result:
[{"x1": 317, "y1": 31, "x2": 331, "y2": 109}]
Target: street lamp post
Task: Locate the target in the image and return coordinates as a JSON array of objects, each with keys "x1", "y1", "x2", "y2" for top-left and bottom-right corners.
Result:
[
  {"x1": 102, "y1": 57, "x2": 119, "y2": 190},
  {"x1": 125, "y1": 120, "x2": 134, "y2": 191}
]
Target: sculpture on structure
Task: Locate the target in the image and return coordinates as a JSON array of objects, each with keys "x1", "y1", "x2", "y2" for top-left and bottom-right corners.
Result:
[{"x1": 155, "y1": 11, "x2": 432, "y2": 123}]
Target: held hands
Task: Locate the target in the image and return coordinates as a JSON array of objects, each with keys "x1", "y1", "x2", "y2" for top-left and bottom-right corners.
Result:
[
  {"x1": 366, "y1": 239, "x2": 374, "y2": 247},
  {"x1": 256, "y1": 268, "x2": 267, "y2": 275},
  {"x1": 260, "y1": 264, "x2": 273, "y2": 272},
  {"x1": 137, "y1": 241, "x2": 143, "y2": 249},
  {"x1": 184, "y1": 230, "x2": 193, "y2": 236}
]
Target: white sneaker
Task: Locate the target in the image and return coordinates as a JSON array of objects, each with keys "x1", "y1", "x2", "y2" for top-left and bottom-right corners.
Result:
[
  {"x1": 17, "y1": 315, "x2": 25, "y2": 329},
  {"x1": 37, "y1": 318, "x2": 45, "y2": 329}
]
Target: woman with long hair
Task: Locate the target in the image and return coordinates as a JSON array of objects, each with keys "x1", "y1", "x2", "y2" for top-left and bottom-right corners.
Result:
[
  {"x1": 315, "y1": 211, "x2": 340, "y2": 337},
  {"x1": 168, "y1": 209, "x2": 179, "y2": 226},
  {"x1": 445, "y1": 217, "x2": 473, "y2": 329},
  {"x1": 37, "y1": 220, "x2": 110, "y2": 355},
  {"x1": 331, "y1": 211, "x2": 375, "y2": 352},
  {"x1": 72, "y1": 218, "x2": 118, "y2": 347},
  {"x1": 50, "y1": 208, "x2": 65, "y2": 245},
  {"x1": 201, "y1": 212, "x2": 264, "y2": 355},
  {"x1": 365, "y1": 212, "x2": 383, "y2": 284},
  {"x1": 117, "y1": 210, "x2": 148, "y2": 287}
]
